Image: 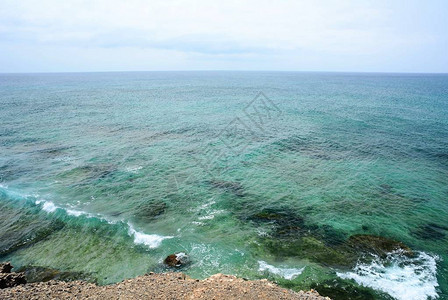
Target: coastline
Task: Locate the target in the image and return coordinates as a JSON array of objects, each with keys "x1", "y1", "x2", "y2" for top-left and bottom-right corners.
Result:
[{"x1": 0, "y1": 266, "x2": 329, "y2": 300}]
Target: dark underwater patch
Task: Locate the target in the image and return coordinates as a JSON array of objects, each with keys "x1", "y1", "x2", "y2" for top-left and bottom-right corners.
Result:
[
  {"x1": 207, "y1": 179, "x2": 245, "y2": 197},
  {"x1": 245, "y1": 205, "x2": 348, "y2": 246},
  {"x1": 16, "y1": 265, "x2": 97, "y2": 284},
  {"x1": 248, "y1": 207, "x2": 414, "y2": 267},
  {"x1": 272, "y1": 135, "x2": 349, "y2": 160},
  {"x1": 243, "y1": 206, "x2": 358, "y2": 267},
  {"x1": 0, "y1": 207, "x2": 65, "y2": 257},
  {"x1": 261, "y1": 236, "x2": 357, "y2": 267},
  {"x1": 32, "y1": 146, "x2": 73, "y2": 158},
  {"x1": 133, "y1": 200, "x2": 167, "y2": 222},
  {"x1": 347, "y1": 234, "x2": 413, "y2": 258},
  {"x1": 60, "y1": 164, "x2": 116, "y2": 185},
  {"x1": 247, "y1": 207, "x2": 306, "y2": 238},
  {"x1": 0, "y1": 128, "x2": 17, "y2": 137},
  {"x1": 412, "y1": 223, "x2": 447, "y2": 241},
  {"x1": 310, "y1": 278, "x2": 388, "y2": 300},
  {"x1": 0, "y1": 163, "x2": 31, "y2": 182}
]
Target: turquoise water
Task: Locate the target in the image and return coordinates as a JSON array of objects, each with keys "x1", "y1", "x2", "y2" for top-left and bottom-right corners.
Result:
[{"x1": 0, "y1": 72, "x2": 447, "y2": 299}]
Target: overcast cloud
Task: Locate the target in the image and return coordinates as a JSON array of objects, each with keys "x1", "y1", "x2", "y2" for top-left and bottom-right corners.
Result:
[{"x1": 0, "y1": 0, "x2": 447, "y2": 72}]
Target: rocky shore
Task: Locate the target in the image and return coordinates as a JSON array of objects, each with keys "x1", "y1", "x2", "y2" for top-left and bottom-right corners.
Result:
[
  {"x1": 0, "y1": 234, "x2": 416, "y2": 299},
  {"x1": 0, "y1": 263, "x2": 329, "y2": 300}
]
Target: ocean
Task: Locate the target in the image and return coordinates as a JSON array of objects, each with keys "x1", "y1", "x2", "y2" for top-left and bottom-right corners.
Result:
[{"x1": 0, "y1": 71, "x2": 447, "y2": 300}]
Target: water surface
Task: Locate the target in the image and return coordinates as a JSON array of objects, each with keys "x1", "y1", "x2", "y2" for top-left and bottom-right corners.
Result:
[{"x1": 1, "y1": 72, "x2": 447, "y2": 299}]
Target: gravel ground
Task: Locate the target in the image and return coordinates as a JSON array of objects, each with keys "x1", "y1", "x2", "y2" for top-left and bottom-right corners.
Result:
[{"x1": 0, "y1": 272, "x2": 330, "y2": 300}]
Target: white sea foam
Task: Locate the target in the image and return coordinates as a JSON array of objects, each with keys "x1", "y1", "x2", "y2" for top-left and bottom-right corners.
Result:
[
  {"x1": 41, "y1": 201, "x2": 58, "y2": 213},
  {"x1": 192, "y1": 221, "x2": 204, "y2": 226},
  {"x1": 55, "y1": 156, "x2": 73, "y2": 162},
  {"x1": 127, "y1": 223, "x2": 173, "y2": 249},
  {"x1": 258, "y1": 261, "x2": 304, "y2": 280},
  {"x1": 35, "y1": 199, "x2": 93, "y2": 218},
  {"x1": 197, "y1": 209, "x2": 225, "y2": 221},
  {"x1": 66, "y1": 208, "x2": 87, "y2": 217},
  {"x1": 337, "y1": 251, "x2": 439, "y2": 300},
  {"x1": 197, "y1": 199, "x2": 216, "y2": 211},
  {"x1": 125, "y1": 166, "x2": 142, "y2": 173},
  {"x1": 256, "y1": 228, "x2": 269, "y2": 237}
]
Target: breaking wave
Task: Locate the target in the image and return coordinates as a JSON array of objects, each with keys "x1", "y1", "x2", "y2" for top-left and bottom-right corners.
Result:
[{"x1": 337, "y1": 251, "x2": 439, "y2": 300}]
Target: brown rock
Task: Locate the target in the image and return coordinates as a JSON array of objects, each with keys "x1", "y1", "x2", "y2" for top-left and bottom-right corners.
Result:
[
  {"x1": 164, "y1": 252, "x2": 190, "y2": 267},
  {"x1": 0, "y1": 262, "x2": 13, "y2": 274}
]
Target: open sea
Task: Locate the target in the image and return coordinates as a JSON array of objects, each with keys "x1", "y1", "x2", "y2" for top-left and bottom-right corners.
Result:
[{"x1": 0, "y1": 71, "x2": 447, "y2": 300}]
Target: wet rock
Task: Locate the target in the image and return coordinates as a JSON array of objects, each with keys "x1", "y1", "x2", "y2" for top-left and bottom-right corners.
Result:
[
  {"x1": 164, "y1": 253, "x2": 190, "y2": 268},
  {"x1": 0, "y1": 263, "x2": 12, "y2": 274},
  {"x1": 0, "y1": 263, "x2": 26, "y2": 289},
  {"x1": 348, "y1": 234, "x2": 412, "y2": 257},
  {"x1": 0, "y1": 273, "x2": 27, "y2": 288}
]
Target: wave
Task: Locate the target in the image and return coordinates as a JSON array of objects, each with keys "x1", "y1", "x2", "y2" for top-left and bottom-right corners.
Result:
[
  {"x1": 34, "y1": 199, "x2": 97, "y2": 219},
  {"x1": 337, "y1": 251, "x2": 439, "y2": 300},
  {"x1": 127, "y1": 223, "x2": 173, "y2": 248},
  {"x1": 0, "y1": 184, "x2": 172, "y2": 250},
  {"x1": 258, "y1": 261, "x2": 304, "y2": 280}
]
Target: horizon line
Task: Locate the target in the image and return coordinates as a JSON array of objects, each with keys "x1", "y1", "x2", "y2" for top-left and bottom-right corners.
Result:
[{"x1": 1, "y1": 70, "x2": 448, "y2": 75}]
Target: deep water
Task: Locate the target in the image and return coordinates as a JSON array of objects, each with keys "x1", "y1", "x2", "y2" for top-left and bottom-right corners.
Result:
[{"x1": 0, "y1": 71, "x2": 447, "y2": 300}]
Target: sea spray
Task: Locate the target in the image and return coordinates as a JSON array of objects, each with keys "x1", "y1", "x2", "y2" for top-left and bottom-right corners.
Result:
[{"x1": 337, "y1": 251, "x2": 439, "y2": 300}]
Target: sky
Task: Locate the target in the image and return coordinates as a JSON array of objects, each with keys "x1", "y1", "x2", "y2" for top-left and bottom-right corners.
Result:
[{"x1": 0, "y1": 0, "x2": 447, "y2": 73}]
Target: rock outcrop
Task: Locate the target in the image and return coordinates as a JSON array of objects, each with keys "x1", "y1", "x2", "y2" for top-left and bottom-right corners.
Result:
[
  {"x1": 0, "y1": 263, "x2": 13, "y2": 274},
  {"x1": 0, "y1": 272, "x2": 330, "y2": 299},
  {"x1": 0, "y1": 262, "x2": 27, "y2": 289},
  {"x1": 164, "y1": 252, "x2": 190, "y2": 267}
]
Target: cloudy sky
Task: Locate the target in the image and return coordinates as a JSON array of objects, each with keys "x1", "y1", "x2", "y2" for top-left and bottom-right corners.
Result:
[{"x1": 1, "y1": 0, "x2": 447, "y2": 73}]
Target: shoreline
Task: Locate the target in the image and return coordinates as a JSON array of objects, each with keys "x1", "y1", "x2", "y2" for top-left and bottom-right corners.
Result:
[{"x1": 0, "y1": 265, "x2": 329, "y2": 299}]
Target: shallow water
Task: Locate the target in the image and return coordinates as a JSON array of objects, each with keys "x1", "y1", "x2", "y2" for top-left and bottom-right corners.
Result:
[{"x1": 0, "y1": 72, "x2": 447, "y2": 299}]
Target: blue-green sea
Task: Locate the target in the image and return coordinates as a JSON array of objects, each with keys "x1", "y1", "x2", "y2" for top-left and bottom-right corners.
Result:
[{"x1": 0, "y1": 72, "x2": 447, "y2": 300}]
